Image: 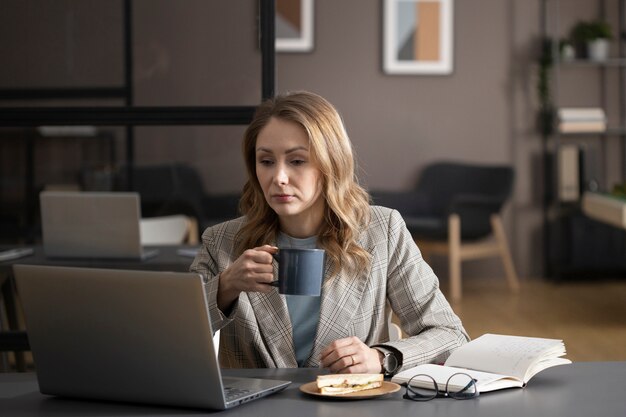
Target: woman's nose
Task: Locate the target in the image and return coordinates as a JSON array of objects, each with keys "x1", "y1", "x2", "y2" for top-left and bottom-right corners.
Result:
[{"x1": 274, "y1": 165, "x2": 288, "y2": 185}]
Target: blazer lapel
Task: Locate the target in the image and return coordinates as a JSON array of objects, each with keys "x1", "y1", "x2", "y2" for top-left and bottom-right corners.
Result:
[
  {"x1": 247, "y1": 275, "x2": 298, "y2": 368},
  {"x1": 306, "y1": 256, "x2": 370, "y2": 367}
]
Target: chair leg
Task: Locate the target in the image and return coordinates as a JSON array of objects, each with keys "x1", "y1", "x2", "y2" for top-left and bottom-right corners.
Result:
[
  {"x1": 0, "y1": 284, "x2": 8, "y2": 372},
  {"x1": 490, "y1": 215, "x2": 520, "y2": 292},
  {"x1": 418, "y1": 244, "x2": 432, "y2": 263},
  {"x1": 186, "y1": 216, "x2": 200, "y2": 245},
  {"x1": 2, "y1": 276, "x2": 26, "y2": 371},
  {"x1": 448, "y1": 214, "x2": 462, "y2": 301}
]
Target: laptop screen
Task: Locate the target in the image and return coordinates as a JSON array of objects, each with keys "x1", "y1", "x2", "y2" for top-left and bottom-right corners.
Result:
[
  {"x1": 14, "y1": 264, "x2": 290, "y2": 410},
  {"x1": 40, "y1": 191, "x2": 144, "y2": 259}
]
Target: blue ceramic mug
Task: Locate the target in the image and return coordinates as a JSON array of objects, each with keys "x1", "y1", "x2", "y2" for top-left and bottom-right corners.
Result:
[{"x1": 270, "y1": 248, "x2": 325, "y2": 296}]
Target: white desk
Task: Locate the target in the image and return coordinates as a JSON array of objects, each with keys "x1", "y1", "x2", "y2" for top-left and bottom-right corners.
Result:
[{"x1": 582, "y1": 192, "x2": 626, "y2": 229}]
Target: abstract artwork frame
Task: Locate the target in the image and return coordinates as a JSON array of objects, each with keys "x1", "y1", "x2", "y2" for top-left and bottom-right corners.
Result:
[
  {"x1": 276, "y1": 0, "x2": 314, "y2": 53},
  {"x1": 383, "y1": 0, "x2": 454, "y2": 75}
]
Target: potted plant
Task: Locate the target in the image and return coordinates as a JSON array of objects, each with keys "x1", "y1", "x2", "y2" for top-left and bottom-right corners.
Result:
[{"x1": 570, "y1": 20, "x2": 613, "y2": 61}]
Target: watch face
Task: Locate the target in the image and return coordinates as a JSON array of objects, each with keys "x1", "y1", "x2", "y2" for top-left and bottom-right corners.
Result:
[{"x1": 384, "y1": 353, "x2": 398, "y2": 373}]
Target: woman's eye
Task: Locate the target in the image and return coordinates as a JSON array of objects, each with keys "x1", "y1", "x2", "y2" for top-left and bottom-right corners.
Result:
[
  {"x1": 291, "y1": 159, "x2": 306, "y2": 166},
  {"x1": 258, "y1": 159, "x2": 274, "y2": 166}
]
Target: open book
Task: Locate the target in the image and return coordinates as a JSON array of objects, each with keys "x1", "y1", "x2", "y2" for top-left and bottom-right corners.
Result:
[{"x1": 391, "y1": 334, "x2": 571, "y2": 393}]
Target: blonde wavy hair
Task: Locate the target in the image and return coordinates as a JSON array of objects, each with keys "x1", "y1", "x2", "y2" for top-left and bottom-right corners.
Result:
[{"x1": 237, "y1": 91, "x2": 372, "y2": 276}]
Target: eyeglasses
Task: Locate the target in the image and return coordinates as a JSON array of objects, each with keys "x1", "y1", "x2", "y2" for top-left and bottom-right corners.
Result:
[{"x1": 403, "y1": 372, "x2": 479, "y2": 401}]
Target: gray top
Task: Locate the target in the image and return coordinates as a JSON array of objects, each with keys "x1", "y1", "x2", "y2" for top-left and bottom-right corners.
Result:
[
  {"x1": 1, "y1": 362, "x2": 625, "y2": 416},
  {"x1": 277, "y1": 232, "x2": 321, "y2": 367}
]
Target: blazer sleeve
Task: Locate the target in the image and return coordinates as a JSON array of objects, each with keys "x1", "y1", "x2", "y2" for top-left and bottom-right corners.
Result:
[
  {"x1": 376, "y1": 209, "x2": 469, "y2": 372},
  {"x1": 189, "y1": 222, "x2": 240, "y2": 333}
]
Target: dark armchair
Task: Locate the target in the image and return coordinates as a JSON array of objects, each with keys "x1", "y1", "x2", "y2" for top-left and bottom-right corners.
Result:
[
  {"x1": 371, "y1": 161, "x2": 520, "y2": 301},
  {"x1": 129, "y1": 163, "x2": 241, "y2": 236}
]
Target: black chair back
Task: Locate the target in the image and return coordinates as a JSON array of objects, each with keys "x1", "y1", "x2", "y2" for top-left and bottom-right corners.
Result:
[
  {"x1": 130, "y1": 163, "x2": 241, "y2": 230},
  {"x1": 415, "y1": 162, "x2": 514, "y2": 239},
  {"x1": 416, "y1": 162, "x2": 514, "y2": 215},
  {"x1": 370, "y1": 162, "x2": 515, "y2": 241}
]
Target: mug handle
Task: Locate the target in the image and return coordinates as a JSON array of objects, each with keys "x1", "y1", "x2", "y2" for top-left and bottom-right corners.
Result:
[{"x1": 270, "y1": 252, "x2": 280, "y2": 286}]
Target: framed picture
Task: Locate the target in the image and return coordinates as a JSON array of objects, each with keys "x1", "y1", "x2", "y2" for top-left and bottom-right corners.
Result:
[
  {"x1": 383, "y1": 0, "x2": 454, "y2": 75},
  {"x1": 276, "y1": 0, "x2": 314, "y2": 53}
]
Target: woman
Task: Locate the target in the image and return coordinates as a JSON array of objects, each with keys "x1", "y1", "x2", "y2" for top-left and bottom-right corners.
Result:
[{"x1": 191, "y1": 91, "x2": 468, "y2": 374}]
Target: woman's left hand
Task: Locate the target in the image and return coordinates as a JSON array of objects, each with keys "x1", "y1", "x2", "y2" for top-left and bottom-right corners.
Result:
[{"x1": 319, "y1": 336, "x2": 383, "y2": 374}]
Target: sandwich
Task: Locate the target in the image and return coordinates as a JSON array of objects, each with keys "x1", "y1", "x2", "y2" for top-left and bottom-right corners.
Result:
[{"x1": 316, "y1": 373, "x2": 384, "y2": 395}]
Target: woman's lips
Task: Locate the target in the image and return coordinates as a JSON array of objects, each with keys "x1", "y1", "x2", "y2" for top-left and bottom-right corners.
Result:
[{"x1": 272, "y1": 194, "x2": 294, "y2": 203}]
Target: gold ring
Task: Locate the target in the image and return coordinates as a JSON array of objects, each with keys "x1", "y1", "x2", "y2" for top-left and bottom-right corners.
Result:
[{"x1": 351, "y1": 355, "x2": 356, "y2": 366}]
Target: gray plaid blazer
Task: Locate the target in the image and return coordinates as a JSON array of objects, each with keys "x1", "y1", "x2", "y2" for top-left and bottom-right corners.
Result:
[{"x1": 190, "y1": 206, "x2": 468, "y2": 372}]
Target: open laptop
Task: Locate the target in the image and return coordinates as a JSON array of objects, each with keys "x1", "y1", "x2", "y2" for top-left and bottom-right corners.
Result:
[
  {"x1": 13, "y1": 264, "x2": 291, "y2": 410},
  {"x1": 40, "y1": 191, "x2": 158, "y2": 260}
]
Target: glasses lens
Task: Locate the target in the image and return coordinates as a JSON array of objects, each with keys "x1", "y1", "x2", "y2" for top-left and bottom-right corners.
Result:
[
  {"x1": 404, "y1": 374, "x2": 438, "y2": 401},
  {"x1": 446, "y1": 373, "x2": 479, "y2": 400}
]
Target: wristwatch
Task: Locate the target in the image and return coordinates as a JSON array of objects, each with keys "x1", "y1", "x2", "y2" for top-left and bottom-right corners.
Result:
[{"x1": 377, "y1": 349, "x2": 399, "y2": 375}]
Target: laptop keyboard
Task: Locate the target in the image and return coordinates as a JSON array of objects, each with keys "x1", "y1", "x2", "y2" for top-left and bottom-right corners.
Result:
[{"x1": 224, "y1": 386, "x2": 252, "y2": 402}]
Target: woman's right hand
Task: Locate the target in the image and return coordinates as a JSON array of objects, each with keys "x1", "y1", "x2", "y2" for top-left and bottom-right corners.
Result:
[{"x1": 217, "y1": 245, "x2": 278, "y2": 312}]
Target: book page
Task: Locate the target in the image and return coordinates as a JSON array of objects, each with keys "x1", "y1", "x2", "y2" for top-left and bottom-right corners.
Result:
[
  {"x1": 391, "y1": 363, "x2": 523, "y2": 393},
  {"x1": 443, "y1": 334, "x2": 567, "y2": 381}
]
